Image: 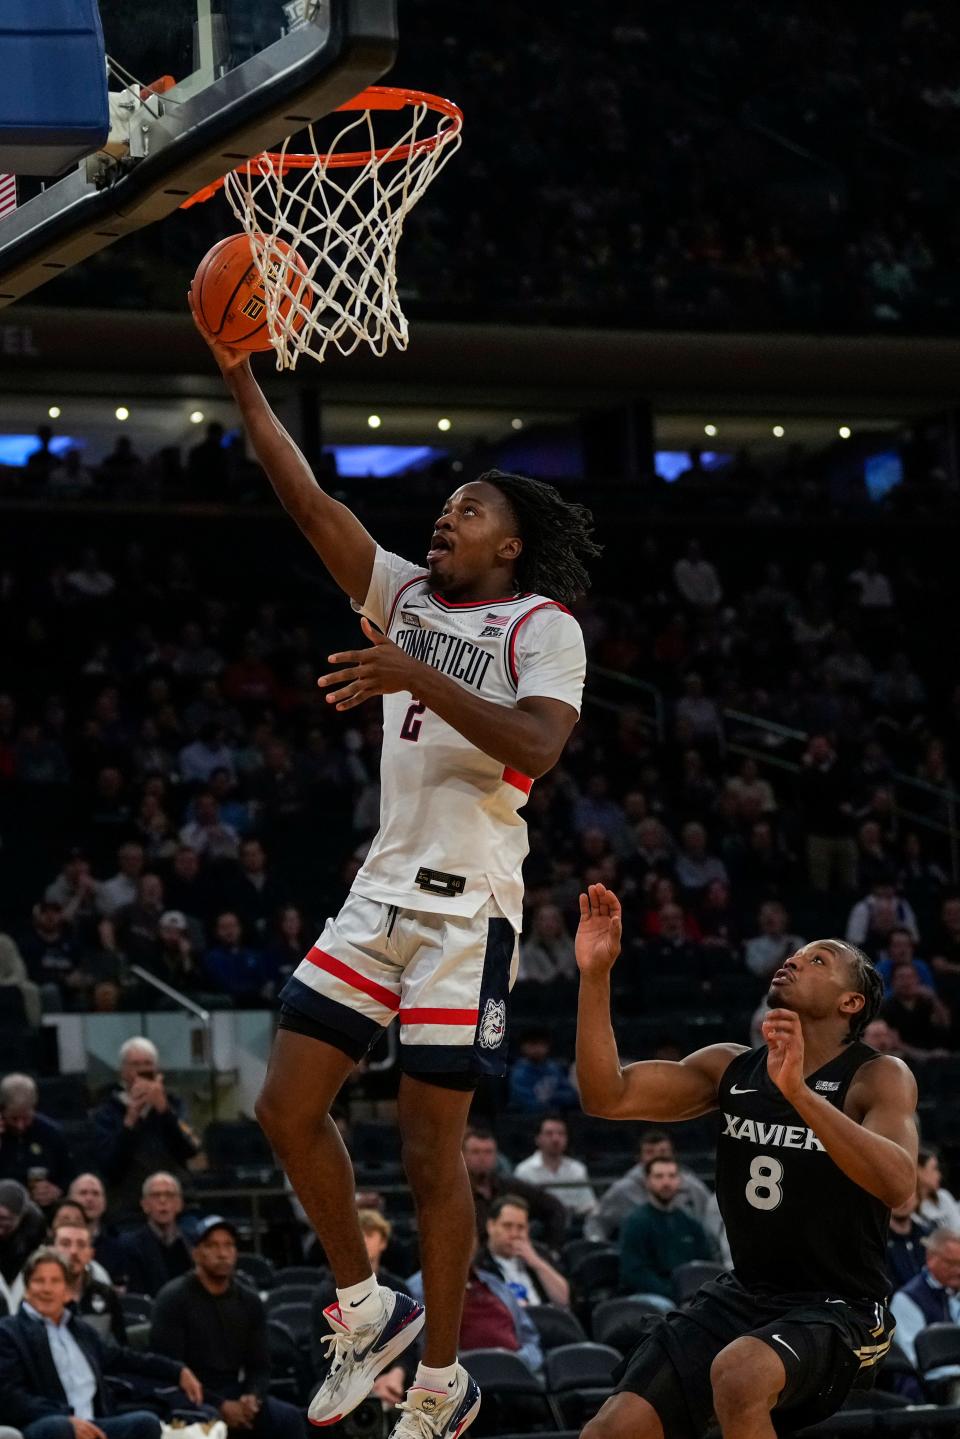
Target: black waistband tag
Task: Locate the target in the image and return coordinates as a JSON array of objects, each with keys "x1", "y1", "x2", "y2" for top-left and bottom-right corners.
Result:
[{"x1": 414, "y1": 866, "x2": 466, "y2": 897}]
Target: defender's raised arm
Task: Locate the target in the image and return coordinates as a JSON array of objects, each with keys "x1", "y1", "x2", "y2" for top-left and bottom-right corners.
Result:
[
  {"x1": 189, "y1": 293, "x2": 376, "y2": 606},
  {"x1": 575, "y1": 883, "x2": 744, "y2": 1121}
]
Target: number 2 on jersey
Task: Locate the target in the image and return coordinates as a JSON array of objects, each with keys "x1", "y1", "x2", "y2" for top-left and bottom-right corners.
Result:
[
  {"x1": 745, "y1": 1154, "x2": 784, "y2": 1210},
  {"x1": 400, "y1": 700, "x2": 426, "y2": 742}
]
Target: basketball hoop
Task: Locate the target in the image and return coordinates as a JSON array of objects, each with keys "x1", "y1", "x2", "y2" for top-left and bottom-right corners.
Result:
[{"x1": 183, "y1": 86, "x2": 463, "y2": 370}]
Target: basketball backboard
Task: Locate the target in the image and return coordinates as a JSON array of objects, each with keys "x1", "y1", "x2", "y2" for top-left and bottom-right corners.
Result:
[{"x1": 0, "y1": 0, "x2": 397, "y2": 307}]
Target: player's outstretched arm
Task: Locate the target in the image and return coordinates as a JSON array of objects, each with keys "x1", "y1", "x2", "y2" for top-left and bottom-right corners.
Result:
[
  {"x1": 188, "y1": 291, "x2": 375, "y2": 606},
  {"x1": 575, "y1": 884, "x2": 743, "y2": 1121}
]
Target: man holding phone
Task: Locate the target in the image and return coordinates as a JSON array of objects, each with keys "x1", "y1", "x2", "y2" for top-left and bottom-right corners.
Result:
[{"x1": 92, "y1": 1039, "x2": 201, "y2": 1213}]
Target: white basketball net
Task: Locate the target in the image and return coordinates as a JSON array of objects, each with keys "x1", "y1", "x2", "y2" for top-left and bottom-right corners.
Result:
[{"x1": 222, "y1": 97, "x2": 463, "y2": 370}]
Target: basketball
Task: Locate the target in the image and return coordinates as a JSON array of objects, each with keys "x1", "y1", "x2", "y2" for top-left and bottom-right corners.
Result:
[{"x1": 191, "y1": 233, "x2": 311, "y2": 351}]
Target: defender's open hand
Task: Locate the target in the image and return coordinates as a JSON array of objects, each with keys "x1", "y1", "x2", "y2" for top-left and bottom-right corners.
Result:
[{"x1": 576, "y1": 883, "x2": 622, "y2": 975}]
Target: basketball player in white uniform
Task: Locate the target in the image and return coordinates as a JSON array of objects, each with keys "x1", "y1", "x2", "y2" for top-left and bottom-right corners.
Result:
[{"x1": 190, "y1": 295, "x2": 599, "y2": 1439}]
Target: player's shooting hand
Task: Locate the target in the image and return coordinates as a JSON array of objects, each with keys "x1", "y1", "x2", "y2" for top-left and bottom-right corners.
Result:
[
  {"x1": 319, "y1": 617, "x2": 420, "y2": 711},
  {"x1": 187, "y1": 288, "x2": 251, "y2": 376},
  {"x1": 575, "y1": 884, "x2": 622, "y2": 975},
  {"x1": 762, "y1": 1008, "x2": 805, "y2": 1100}
]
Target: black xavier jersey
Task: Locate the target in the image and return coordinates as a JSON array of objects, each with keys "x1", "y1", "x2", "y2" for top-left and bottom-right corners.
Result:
[{"x1": 715, "y1": 1043, "x2": 890, "y2": 1301}]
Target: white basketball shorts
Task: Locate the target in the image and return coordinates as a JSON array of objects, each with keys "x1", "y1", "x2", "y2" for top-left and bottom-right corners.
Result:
[{"x1": 278, "y1": 891, "x2": 519, "y2": 1078}]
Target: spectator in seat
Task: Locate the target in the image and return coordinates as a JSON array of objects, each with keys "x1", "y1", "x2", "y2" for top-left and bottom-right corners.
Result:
[
  {"x1": 178, "y1": 793, "x2": 240, "y2": 863},
  {"x1": 476, "y1": 1194, "x2": 570, "y2": 1306},
  {"x1": 638, "y1": 903, "x2": 705, "y2": 975},
  {"x1": 846, "y1": 876, "x2": 919, "y2": 956},
  {"x1": 514, "y1": 1114, "x2": 597, "y2": 1216},
  {"x1": 0, "y1": 1181, "x2": 46, "y2": 1315},
  {"x1": 674, "y1": 823, "x2": 728, "y2": 896},
  {"x1": 310, "y1": 1209, "x2": 415, "y2": 1412},
  {"x1": 67, "y1": 1174, "x2": 127, "y2": 1286},
  {"x1": 517, "y1": 903, "x2": 577, "y2": 986},
  {"x1": 796, "y1": 735, "x2": 857, "y2": 893},
  {"x1": 0, "y1": 936, "x2": 41, "y2": 1028},
  {"x1": 674, "y1": 675, "x2": 722, "y2": 747},
  {"x1": 508, "y1": 1028, "x2": 578, "y2": 1114},
  {"x1": 462, "y1": 1130, "x2": 566, "y2": 1249},
  {"x1": 890, "y1": 1228, "x2": 960, "y2": 1377},
  {"x1": 52, "y1": 1216, "x2": 126, "y2": 1344},
  {"x1": 887, "y1": 1195, "x2": 932, "y2": 1291},
  {"x1": 879, "y1": 965, "x2": 951, "y2": 1054},
  {"x1": 673, "y1": 540, "x2": 722, "y2": 612},
  {"x1": 0, "y1": 1075, "x2": 73, "y2": 1211},
  {"x1": 162, "y1": 846, "x2": 213, "y2": 925},
  {"x1": 854, "y1": 820, "x2": 896, "y2": 893},
  {"x1": 115, "y1": 875, "x2": 167, "y2": 965},
  {"x1": 92, "y1": 1037, "x2": 201, "y2": 1211},
  {"x1": 861, "y1": 1018, "x2": 926, "y2": 1063},
  {"x1": 202, "y1": 913, "x2": 272, "y2": 1005},
  {"x1": 407, "y1": 1257, "x2": 543, "y2": 1375},
  {"x1": 97, "y1": 843, "x2": 146, "y2": 919},
  {"x1": 0, "y1": 1245, "x2": 202, "y2": 1437},
  {"x1": 585, "y1": 1131, "x2": 725, "y2": 1257},
  {"x1": 743, "y1": 902, "x2": 805, "y2": 982},
  {"x1": 917, "y1": 1149, "x2": 960, "y2": 1230},
  {"x1": 619, "y1": 1158, "x2": 714, "y2": 1298},
  {"x1": 876, "y1": 928, "x2": 936, "y2": 996},
  {"x1": 930, "y1": 894, "x2": 960, "y2": 1010},
  {"x1": 723, "y1": 757, "x2": 776, "y2": 817},
  {"x1": 178, "y1": 722, "x2": 236, "y2": 786},
  {"x1": 16, "y1": 902, "x2": 85, "y2": 1011},
  {"x1": 146, "y1": 912, "x2": 199, "y2": 994},
  {"x1": 121, "y1": 1173, "x2": 193, "y2": 1298},
  {"x1": 217, "y1": 840, "x2": 284, "y2": 944},
  {"x1": 150, "y1": 1215, "x2": 305, "y2": 1438},
  {"x1": 263, "y1": 906, "x2": 310, "y2": 994},
  {"x1": 44, "y1": 850, "x2": 101, "y2": 930}
]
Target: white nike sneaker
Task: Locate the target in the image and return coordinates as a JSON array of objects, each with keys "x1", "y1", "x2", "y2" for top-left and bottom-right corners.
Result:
[
  {"x1": 389, "y1": 1367, "x2": 481, "y2": 1439},
  {"x1": 308, "y1": 1288, "x2": 425, "y2": 1427}
]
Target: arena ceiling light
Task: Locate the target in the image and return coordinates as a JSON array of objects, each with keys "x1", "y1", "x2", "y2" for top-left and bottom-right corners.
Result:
[
  {"x1": 437, "y1": 417, "x2": 452, "y2": 432},
  {"x1": 511, "y1": 418, "x2": 524, "y2": 431},
  {"x1": 367, "y1": 414, "x2": 382, "y2": 429},
  {"x1": 838, "y1": 425, "x2": 852, "y2": 439},
  {"x1": 48, "y1": 405, "x2": 61, "y2": 419},
  {"x1": 115, "y1": 406, "x2": 129, "y2": 421},
  {"x1": 190, "y1": 410, "x2": 204, "y2": 424},
  {"x1": 772, "y1": 425, "x2": 785, "y2": 438},
  {"x1": 704, "y1": 423, "x2": 717, "y2": 437}
]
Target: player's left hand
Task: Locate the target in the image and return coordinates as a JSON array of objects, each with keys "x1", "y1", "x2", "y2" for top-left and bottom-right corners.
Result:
[
  {"x1": 762, "y1": 1008, "x2": 805, "y2": 1100},
  {"x1": 319, "y1": 617, "x2": 419, "y2": 710}
]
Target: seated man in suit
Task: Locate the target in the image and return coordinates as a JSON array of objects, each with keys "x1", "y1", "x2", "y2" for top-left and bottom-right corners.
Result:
[
  {"x1": 0, "y1": 1245, "x2": 202, "y2": 1438},
  {"x1": 120, "y1": 1174, "x2": 192, "y2": 1298}
]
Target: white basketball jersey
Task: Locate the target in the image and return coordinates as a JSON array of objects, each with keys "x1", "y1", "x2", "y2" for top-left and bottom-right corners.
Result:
[{"x1": 349, "y1": 546, "x2": 586, "y2": 927}]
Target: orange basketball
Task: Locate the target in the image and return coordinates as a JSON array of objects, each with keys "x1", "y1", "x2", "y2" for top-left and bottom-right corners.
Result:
[{"x1": 192, "y1": 233, "x2": 311, "y2": 351}]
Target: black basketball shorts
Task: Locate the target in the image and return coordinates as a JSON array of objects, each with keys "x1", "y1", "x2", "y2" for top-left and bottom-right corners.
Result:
[{"x1": 614, "y1": 1271, "x2": 894, "y2": 1439}]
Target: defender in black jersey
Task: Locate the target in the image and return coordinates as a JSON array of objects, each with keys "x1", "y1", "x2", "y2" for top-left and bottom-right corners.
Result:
[{"x1": 574, "y1": 884, "x2": 918, "y2": 1439}]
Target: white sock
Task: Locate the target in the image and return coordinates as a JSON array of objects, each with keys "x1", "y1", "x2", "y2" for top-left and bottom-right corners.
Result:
[
  {"x1": 415, "y1": 1361, "x2": 459, "y2": 1392},
  {"x1": 335, "y1": 1277, "x2": 382, "y2": 1329}
]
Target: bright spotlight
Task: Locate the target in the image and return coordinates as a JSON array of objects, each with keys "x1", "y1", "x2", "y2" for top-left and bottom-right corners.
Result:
[
  {"x1": 511, "y1": 418, "x2": 524, "y2": 431},
  {"x1": 367, "y1": 414, "x2": 382, "y2": 429},
  {"x1": 704, "y1": 424, "x2": 717, "y2": 437},
  {"x1": 772, "y1": 425, "x2": 785, "y2": 438},
  {"x1": 190, "y1": 410, "x2": 204, "y2": 424},
  {"x1": 115, "y1": 406, "x2": 129, "y2": 422},
  {"x1": 838, "y1": 425, "x2": 851, "y2": 439},
  {"x1": 437, "y1": 418, "x2": 452, "y2": 432},
  {"x1": 48, "y1": 405, "x2": 61, "y2": 419}
]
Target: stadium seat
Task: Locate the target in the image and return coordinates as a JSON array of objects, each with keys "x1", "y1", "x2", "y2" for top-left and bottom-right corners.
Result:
[
  {"x1": 544, "y1": 1342, "x2": 621, "y2": 1428},
  {"x1": 529, "y1": 1303, "x2": 588, "y2": 1351},
  {"x1": 266, "y1": 1283, "x2": 316, "y2": 1312},
  {"x1": 876, "y1": 1338, "x2": 918, "y2": 1392},
  {"x1": 205, "y1": 1119, "x2": 276, "y2": 1171},
  {"x1": 236, "y1": 1252, "x2": 276, "y2": 1292},
  {"x1": 914, "y1": 1322, "x2": 960, "y2": 1401},
  {"x1": 591, "y1": 1296, "x2": 669, "y2": 1351},
  {"x1": 569, "y1": 1247, "x2": 620, "y2": 1306},
  {"x1": 459, "y1": 1348, "x2": 558, "y2": 1435},
  {"x1": 268, "y1": 1318, "x2": 311, "y2": 1404},
  {"x1": 120, "y1": 1292, "x2": 153, "y2": 1326},
  {"x1": 268, "y1": 1302, "x2": 312, "y2": 1344},
  {"x1": 672, "y1": 1261, "x2": 726, "y2": 1304},
  {"x1": 274, "y1": 1266, "x2": 323, "y2": 1287},
  {"x1": 562, "y1": 1238, "x2": 610, "y2": 1271}
]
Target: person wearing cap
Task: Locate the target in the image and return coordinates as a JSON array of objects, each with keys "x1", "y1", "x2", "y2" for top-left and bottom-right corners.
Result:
[
  {"x1": 150, "y1": 1216, "x2": 306, "y2": 1436},
  {"x1": 145, "y1": 913, "x2": 200, "y2": 994}
]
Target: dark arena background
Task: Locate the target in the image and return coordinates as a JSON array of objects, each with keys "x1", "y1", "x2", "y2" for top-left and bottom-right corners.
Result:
[{"x1": 0, "y1": 2, "x2": 959, "y2": 1436}]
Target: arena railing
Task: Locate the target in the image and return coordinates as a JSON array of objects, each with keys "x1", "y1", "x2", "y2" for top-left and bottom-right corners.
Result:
[{"x1": 129, "y1": 963, "x2": 216, "y2": 1115}]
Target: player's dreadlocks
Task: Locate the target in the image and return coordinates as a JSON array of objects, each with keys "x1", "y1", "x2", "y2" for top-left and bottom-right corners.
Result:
[
  {"x1": 480, "y1": 470, "x2": 602, "y2": 607},
  {"x1": 813, "y1": 939, "x2": 884, "y2": 1044}
]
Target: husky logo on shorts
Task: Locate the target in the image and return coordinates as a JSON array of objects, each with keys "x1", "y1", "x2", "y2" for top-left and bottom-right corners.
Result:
[{"x1": 478, "y1": 998, "x2": 506, "y2": 1049}]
